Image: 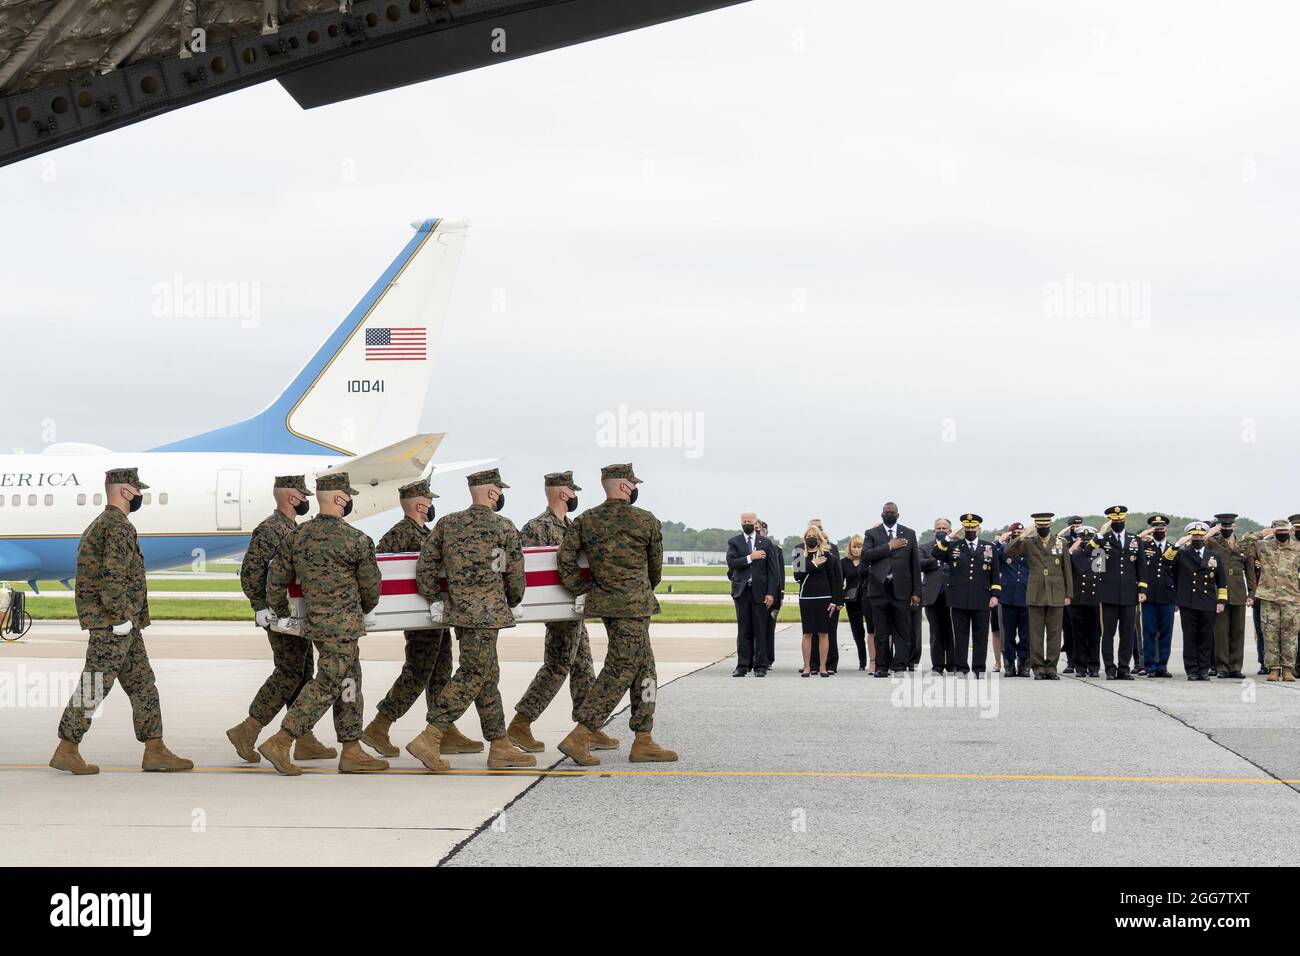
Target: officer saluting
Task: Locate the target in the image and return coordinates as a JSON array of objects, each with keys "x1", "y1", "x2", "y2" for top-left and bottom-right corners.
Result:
[
  {"x1": 1087, "y1": 506, "x2": 1141, "y2": 680},
  {"x1": 405, "y1": 468, "x2": 536, "y2": 772},
  {"x1": 1137, "y1": 514, "x2": 1177, "y2": 677},
  {"x1": 226, "y1": 475, "x2": 335, "y2": 765},
  {"x1": 556, "y1": 463, "x2": 677, "y2": 766},
  {"x1": 361, "y1": 479, "x2": 483, "y2": 759},
  {"x1": 1067, "y1": 525, "x2": 1103, "y2": 677},
  {"x1": 260, "y1": 472, "x2": 387, "y2": 775},
  {"x1": 1163, "y1": 522, "x2": 1227, "y2": 681},
  {"x1": 52, "y1": 468, "x2": 193, "y2": 774},
  {"x1": 1241, "y1": 519, "x2": 1300, "y2": 681},
  {"x1": 1206, "y1": 513, "x2": 1254, "y2": 679},
  {"x1": 932, "y1": 514, "x2": 1001, "y2": 677},
  {"x1": 1003, "y1": 512, "x2": 1073, "y2": 679}
]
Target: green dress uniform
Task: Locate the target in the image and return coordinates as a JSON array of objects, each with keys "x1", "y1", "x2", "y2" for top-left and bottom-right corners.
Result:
[
  {"x1": 1207, "y1": 525, "x2": 1254, "y2": 676},
  {"x1": 374, "y1": 514, "x2": 454, "y2": 722},
  {"x1": 513, "y1": 504, "x2": 596, "y2": 723},
  {"x1": 1004, "y1": 517, "x2": 1074, "y2": 677},
  {"x1": 416, "y1": 479, "x2": 526, "y2": 739},
  {"x1": 559, "y1": 469, "x2": 663, "y2": 733},
  {"x1": 267, "y1": 478, "x2": 381, "y2": 743},
  {"x1": 59, "y1": 498, "x2": 162, "y2": 744}
]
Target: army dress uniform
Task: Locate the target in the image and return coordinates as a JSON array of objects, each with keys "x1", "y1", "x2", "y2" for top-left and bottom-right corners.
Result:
[
  {"x1": 1206, "y1": 514, "x2": 1254, "y2": 678},
  {"x1": 1162, "y1": 526, "x2": 1227, "y2": 680},
  {"x1": 1241, "y1": 521, "x2": 1300, "y2": 679},
  {"x1": 54, "y1": 467, "x2": 191, "y2": 774},
  {"x1": 508, "y1": 472, "x2": 599, "y2": 750},
  {"x1": 1068, "y1": 531, "x2": 1104, "y2": 676},
  {"x1": 409, "y1": 468, "x2": 531, "y2": 771},
  {"x1": 557, "y1": 464, "x2": 676, "y2": 765},
  {"x1": 1087, "y1": 507, "x2": 1142, "y2": 679},
  {"x1": 932, "y1": 516, "x2": 1001, "y2": 675},
  {"x1": 266, "y1": 473, "x2": 382, "y2": 752},
  {"x1": 1003, "y1": 513, "x2": 1073, "y2": 678}
]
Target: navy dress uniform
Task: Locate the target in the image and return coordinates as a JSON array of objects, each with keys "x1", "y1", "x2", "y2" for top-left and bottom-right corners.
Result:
[
  {"x1": 1068, "y1": 527, "x2": 1104, "y2": 677},
  {"x1": 1087, "y1": 506, "x2": 1141, "y2": 680},
  {"x1": 1058, "y1": 516, "x2": 1083, "y2": 671},
  {"x1": 995, "y1": 524, "x2": 1031, "y2": 676},
  {"x1": 932, "y1": 515, "x2": 1001, "y2": 676},
  {"x1": 1138, "y1": 515, "x2": 1178, "y2": 677},
  {"x1": 1163, "y1": 523, "x2": 1228, "y2": 680}
]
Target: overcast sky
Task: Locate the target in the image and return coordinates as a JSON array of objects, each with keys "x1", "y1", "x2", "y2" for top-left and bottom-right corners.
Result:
[{"x1": 3, "y1": 0, "x2": 1298, "y2": 540}]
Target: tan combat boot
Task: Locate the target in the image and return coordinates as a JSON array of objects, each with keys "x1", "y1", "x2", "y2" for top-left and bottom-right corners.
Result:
[
  {"x1": 440, "y1": 722, "x2": 485, "y2": 754},
  {"x1": 1268, "y1": 668, "x2": 1282, "y2": 682},
  {"x1": 225, "y1": 716, "x2": 262, "y2": 763},
  {"x1": 405, "y1": 724, "x2": 449, "y2": 772},
  {"x1": 588, "y1": 726, "x2": 620, "y2": 750},
  {"x1": 506, "y1": 713, "x2": 544, "y2": 753},
  {"x1": 338, "y1": 741, "x2": 389, "y2": 773},
  {"x1": 294, "y1": 731, "x2": 338, "y2": 761},
  {"x1": 487, "y1": 737, "x2": 538, "y2": 769},
  {"x1": 557, "y1": 724, "x2": 600, "y2": 767},
  {"x1": 629, "y1": 731, "x2": 678, "y2": 763},
  {"x1": 1284, "y1": 667, "x2": 1296, "y2": 682},
  {"x1": 258, "y1": 729, "x2": 303, "y2": 776},
  {"x1": 360, "y1": 714, "x2": 399, "y2": 757},
  {"x1": 142, "y1": 739, "x2": 195, "y2": 772},
  {"x1": 49, "y1": 740, "x2": 99, "y2": 775}
]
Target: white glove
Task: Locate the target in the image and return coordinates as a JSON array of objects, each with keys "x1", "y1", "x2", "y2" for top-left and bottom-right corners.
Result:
[
  {"x1": 427, "y1": 600, "x2": 446, "y2": 624},
  {"x1": 254, "y1": 609, "x2": 277, "y2": 628},
  {"x1": 111, "y1": 620, "x2": 132, "y2": 636},
  {"x1": 363, "y1": 611, "x2": 379, "y2": 629},
  {"x1": 273, "y1": 617, "x2": 304, "y2": 636},
  {"x1": 510, "y1": 605, "x2": 525, "y2": 621},
  {"x1": 572, "y1": 594, "x2": 586, "y2": 616}
]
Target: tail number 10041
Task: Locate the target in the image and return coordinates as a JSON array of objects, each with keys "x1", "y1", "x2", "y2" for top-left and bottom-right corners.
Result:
[{"x1": 347, "y1": 380, "x2": 385, "y2": 393}]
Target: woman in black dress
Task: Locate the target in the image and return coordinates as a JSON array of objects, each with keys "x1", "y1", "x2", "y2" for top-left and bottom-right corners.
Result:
[
  {"x1": 841, "y1": 535, "x2": 872, "y2": 671},
  {"x1": 795, "y1": 526, "x2": 844, "y2": 677}
]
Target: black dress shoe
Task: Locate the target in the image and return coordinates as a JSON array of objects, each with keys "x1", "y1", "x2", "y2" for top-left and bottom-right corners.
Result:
[
  {"x1": 1258, "y1": 666, "x2": 1270, "y2": 676},
  {"x1": 859, "y1": 664, "x2": 867, "y2": 671},
  {"x1": 1088, "y1": 667, "x2": 1101, "y2": 678},
  {"x1": 819, "y1": 671, "x2": 830, "y2": 678},
  {"x1": 800, "y1": 670, "x2": 810, "y2": 678},
  {"x1": 731, "y1": 667, "x2": 749, "y2": 677},
  {"x1": 1033, "y1": 672, "x2": 1045, "y2": 680},
  {"x1": 907, "y1": 664, "x2": 917, "y2": 672},
  {"x1": 1117, "y1": 672, "x2": 1135, "y2": 681},
  {"x1": 872, "y1": 670, "x2": 889, "y2": 678},
  {"x1": 754, "y1": 668, "x2": 767, "y2": 677},
  {"x1": 1229, "y1": 670, "x2": 1245, "y2": 679},
  {"x1": 1063, "y1": 664, "x2": 1075, "y2": 674},
  {"x1": 1105, "y1": 669, "x2": 1118, "y2": 680},
  {"x1": 1155, "y1": 670, "x2": 1173, "y2": 678},
  {"x1": 973, "y1": 671, "x2": 983, "y2": 679},
  {"x1": 1045, "y1": 671, "x2": 1061, "y2": 680}
]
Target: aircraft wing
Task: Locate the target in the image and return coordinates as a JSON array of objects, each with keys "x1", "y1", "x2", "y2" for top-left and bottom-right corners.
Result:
[{"x1": 318, "y1": 433, "x2": 445, "y2": 490}]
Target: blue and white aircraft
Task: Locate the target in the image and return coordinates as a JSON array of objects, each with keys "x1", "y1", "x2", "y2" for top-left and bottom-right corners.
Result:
[{"x1": 0, "y1": 218, "x2": 490, "y2": 589}]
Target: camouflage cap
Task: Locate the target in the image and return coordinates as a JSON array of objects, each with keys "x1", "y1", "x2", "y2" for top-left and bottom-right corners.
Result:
[
  {"x1": 600, "y1": 463, "x2": 642, "y2": 483},
  {"x1": 398, "y1": 479, "x2": 438, "y2": 500},
  {"x1": 1273, "y1": 519, "x2": 1291, "y2": 531},
  {"x1": 316, "y1": 472, "x2": 359, "y2": 495},
  {"x1": 105, "y1": 467, "x2": 148, "y2": 490},
  {"x1": 467, "y1": 468, "x2": 509, "y2": 489},
  {"x1": 273, "y1": 475, "x2": 312, "y2": 496},
  {"x1": 544, "y1": 471, "x2": 581, "y2": 491}
]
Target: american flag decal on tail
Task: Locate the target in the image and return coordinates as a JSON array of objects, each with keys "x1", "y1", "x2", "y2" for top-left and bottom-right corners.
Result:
[{"x1": 365, "y1": 327, "x2": 427, "y2": 361}]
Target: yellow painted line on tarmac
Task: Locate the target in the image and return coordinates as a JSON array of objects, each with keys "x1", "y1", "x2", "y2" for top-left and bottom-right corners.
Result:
[{"x1": 3, "y1": 764, "x2": 1300, "y2": 784}]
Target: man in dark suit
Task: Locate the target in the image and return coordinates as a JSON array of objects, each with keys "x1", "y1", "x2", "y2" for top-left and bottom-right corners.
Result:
[
  {"x1": 759, "y1": 520, "x2": 783, "y2": 669},
  {"x1": 920, "y1": 517, "x2": 955, "y2": 673},
  {"x1": 726, "y1": 512, "x2": 781, "y2": 677},
  {"x1": 861, "y1": 501, "x2": 921, "y2": 675}
]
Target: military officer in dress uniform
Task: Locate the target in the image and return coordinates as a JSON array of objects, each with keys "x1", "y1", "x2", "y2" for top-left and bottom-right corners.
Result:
[
  {"x1": 759, "y1": 520, "x2": 783, "y2": 669},
  {"x1": 1067, "y1": 525, "x2": 1103, "y2": 677},
  {"x1": 1162, "y1": 522, "x2": 1227, "y2": 680},
  {"x1": 1206, "y1": 513, "x2": 1254, "y2": 679},
  {"x1": 556, "y1": 463, "x2": 677, "y2": 766},
  {"x1": 52, "y1": 468, "x2": 193, "y2": 774},
  {"x1": 405, "y1": 469, "x2": 536, "y2": 772},
  {"x1": 932, "y1": 514, "x2": 1001, "y2": 677},
  {"x1": 1137, "y1": 515, "x2": 1177, "y2": 677},
  {"x1": 360, "y1": 480, "x2": 483, "y2": 759},
  {"x1": 507, "y1": 472, "x2": 619, "y2": 754},
  {"x1": 919, "y1": 518, "x2": 955, "y2": 674},
  {"x1": 259, "y1": 471, "x2": 388, "y2": 774},
  {"x1": 994, "y1": 523, "x2": 1032, "y2": 677},
  {"x1": 1087, "y1": 506, "x2": 1141, "y2": 680},
  {"x1": 226, "y1": 475, "x2": 336, "y2": 765},
  {"x1": 1057, "y1": 516, "x2": 1084, "y2": 672},
  {"x1": 1003, "y1": 512, "x2": 1073, "y2": 679}
]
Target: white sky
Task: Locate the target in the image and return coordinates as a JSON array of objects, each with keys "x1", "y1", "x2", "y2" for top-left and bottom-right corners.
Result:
[{"x1": 2, "y1": 0, "x2": 1298, "y2": 541}]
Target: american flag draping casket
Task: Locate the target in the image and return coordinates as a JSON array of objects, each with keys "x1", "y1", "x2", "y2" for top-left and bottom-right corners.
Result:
[{"x1": 285, "y1": 546, "x2": 589, "y2": 632}]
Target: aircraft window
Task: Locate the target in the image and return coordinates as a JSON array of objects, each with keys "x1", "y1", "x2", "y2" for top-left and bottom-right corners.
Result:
[
  {"x1": 0, "y1": 496, "x2": 4, "y2": 506},
  {"x1": 159, "y1": 493, "x2": 168, "y2": 505},
  {"x1": 28, "y1": 495, "x2": 37, "y2": 506},
  {"x1": 10, "y1": 495, "x2": 17, "y2": 507},
  {"x1": 78, "y1": 494, "x2": 86, "y2": 505},
  {"x1": 143, "y1": 493, "x2": 152, "y2": 505},
  {"x1": 44, "y1": 494, "x2": 53, "y2": 506},
  {"x1": 93, "y1": 494, "x2": 103, "y2": 505}
]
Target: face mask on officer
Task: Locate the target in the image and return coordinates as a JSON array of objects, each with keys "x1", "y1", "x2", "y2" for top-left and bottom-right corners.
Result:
[
  {"x1": 1111, "y1": 521, "x2": 1126, "y2": 534},
  {"x1": 1037, "y1": 525, "x2": 1050, "y2": 537},
  {"x1": 1153, "y1": 529, "x2": 1166, "y2": 540},
  {"x1": 1278, "y1": 532, "x2": 1292, "y2": 543},
  {"x1": 338, "y1": 494, "x2": 353, "y2": 518},
  {"x1": 492, "y1": 490, "x2": 506, "y2": 513},
  {"x1": 566, "y1": 495, "x2": 578, "y2": 513},
  {"x1": 626, "y1": 483, "x2": 639, "y2": 505},
  {"x1": 418, "y1": 501, "x2": 434, "y2": 523},
  {"x1": 881, "y1": 509, "x2": 898, "y2": 527},
  {"x1": 127, "y1": 489, "x2": 143, "y2": 513},
  {"x1": 964, "y1": 528, "x2": 978, "y2": 541},
  {"x1": 293, "y1": 497, "x2": 310, "y2": 517}
]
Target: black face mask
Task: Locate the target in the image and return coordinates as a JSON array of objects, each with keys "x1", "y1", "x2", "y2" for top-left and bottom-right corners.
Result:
[
  {"x1": 1153, "y1": 530, "x2": 1166, "y2": 540},
  {"x1": 1037, "y1": 526, "x2": 1050, "y2": 537},
  {"x1": 964, "y1": 530, "x2": 978, "y2": 541},
  {"x1": 1220, "y1": 528, "x2": 1233, "y2": 538},
  {"x1": 741, "y1": 523, "x2": 755, "y2": 535},
  {"x1": 805, "y1": 538, "x2": 818, "y2": 549},
  {"x1": 1111, "y1": 522, "x2": 1126, "y2": 534},
  {"x1": 881, "y1": 512, "x2": 898, "y2": 526},
  {"x1": 128, "y1": 492, "x2": 143, "y2": 513},
  {"x1": 566, "y1": 496, "x2": 578, "y2": 513},
  {"x1": 1278, "y1": 533, "x2": 1291, "y2": 544},
  {"x1": 294, "y1": 499, "x2": 310, "y2": 517},
  {"x1": 493, "y1": 492, "x2": 506, "y2": 513},
  {"x1": 627, "y1": 487, "x2": 639, "y2": 505},
  {"x1": 421, "y1": 504, "x2": 435, "y2": 523},
  {"x1": 342, "y1": 498, "x2": 353, "y2": 518}
]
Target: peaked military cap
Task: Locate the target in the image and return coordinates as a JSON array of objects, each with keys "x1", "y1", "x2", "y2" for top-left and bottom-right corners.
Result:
[
  {"x1": 1104, "y1": 505, "x2": 1128, "y2": 521},
  {"x1": 398, "y1": 479, "x2": 437, "y2": 500},
  {"x1": 959, "y1": 513, "x2": 982, "y2": 527},
  {"x1": 1214, "y1": 513, "x2": 1238, "y2": 525},
  {"x1": 467, "y1": 468, "x2": 509, "y2": 489},
  {"x1": 1147, "y1": 514, "x2": 1169, "y2": 527},
  {"x1": 544, "y1": 471, "x2": 581, "y2": 491},
  {"x1": 1067, "y1": 515, "x2": 1083, "y2": 525},
  {"x1": 1030, "y1": 512, "x2": 1054, "y2": 526},
  {"x1": 1289, "y1": 514, "x2": 1300, "y2": 526},
  {"x1": 105, "y1": 467, "x2": 148, "y2": 490},
  {"x1": 601, "y1": 463, "x2": 642, "y2": 483},
  {"x1": 1184, "y1": 521, "x2": 1209, "y2": 535},
  {"x1": 273, "y1": 475, "x2": 312, "y2": 496},
  {"x1": 316, "y1": 472, "x2": 359, "y2": 495}
]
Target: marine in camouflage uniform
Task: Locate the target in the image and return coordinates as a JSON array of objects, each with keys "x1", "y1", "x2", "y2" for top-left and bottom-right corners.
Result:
[
  {"x1": 405, "y1": 469, "x2": 536, "y2": 772},
  {"x1": 258, "y1": 472, "x2": 388, "y2": 775},
  {"x1": 506, "y1": 472, "x2": 618, "y2": 754},
  {"x1": 556, "y1": 463, "x2": 678, "y2": 766},
  {"x1": 360, "y1": 479, "x2": 482, "y2": 758},
  {"x1": 1242, "y1": 519, "x2": 1300, "y2": 680},
  {"x1": 224, "y1": 476, "x2": 336, "y2": 764},
  {"x1": 52, "y1": 468, "x2": 193, "y2": 775}
]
